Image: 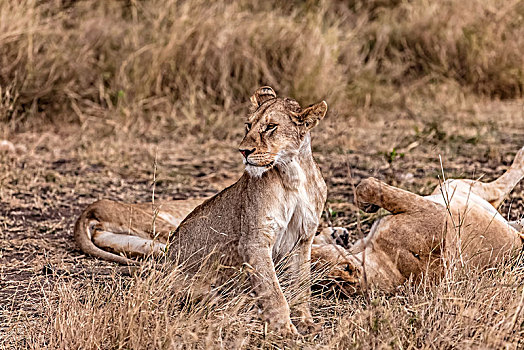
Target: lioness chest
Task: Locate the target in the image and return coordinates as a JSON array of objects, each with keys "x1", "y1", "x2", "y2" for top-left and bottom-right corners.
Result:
[{"x1": 270, "y1": 160, "x2": 326, "y2": 260}]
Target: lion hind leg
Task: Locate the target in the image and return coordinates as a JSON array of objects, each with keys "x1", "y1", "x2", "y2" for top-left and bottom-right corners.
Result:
[
  {"x1": 436, "y1": 146, "x2": 524, "y2": 208},
  {"x1": 92, "y1": 228, "x2": 167, "y2": 258},
  {"x1": 356, "y1": 177, "x2": 438, "y2": 214},
  {"x1": 484, "y1": 146, "x2": 524, "y2": 207}
]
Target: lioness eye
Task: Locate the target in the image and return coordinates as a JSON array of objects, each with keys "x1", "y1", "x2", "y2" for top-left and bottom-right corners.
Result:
[{"x1": 265, "y1": 123, "x2": 277, "y2": 132}]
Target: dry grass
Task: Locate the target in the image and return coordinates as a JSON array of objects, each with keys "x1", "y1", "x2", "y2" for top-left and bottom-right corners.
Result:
[
  {"x1": 1, "y1": 106, "x2": 523, "y2": 348},
  {"x1": 1, "y1": 0, "x2": 524, "y2": 349},
  {"x1": 3, "y1": 244, "x2": 524, "y2": 348}
]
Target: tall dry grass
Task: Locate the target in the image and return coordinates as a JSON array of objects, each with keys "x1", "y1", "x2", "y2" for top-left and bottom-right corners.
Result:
[
  {"x1": 5, "y1": 252, "x2": 523, "y2": 348},
  {"x1": 0, "y1": 0, "x2": 522, "y2": 134}
]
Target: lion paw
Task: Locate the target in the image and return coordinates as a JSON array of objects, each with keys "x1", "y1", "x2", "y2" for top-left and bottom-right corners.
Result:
[
  {"x1": 267, "y1": 319, "x2": 299, "y2": 337},
  {"x1": 295, "y1": 317, "x2": 320, "y2": 335},
  {"x1": 359, "y1": 201, "x2": 380, "y2": 213}
]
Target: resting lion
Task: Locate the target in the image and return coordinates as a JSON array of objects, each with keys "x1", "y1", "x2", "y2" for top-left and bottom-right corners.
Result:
[
  {"x1": 74, "y1": 86, "x2": 327, "y2": 335},
  {"x1": 313, "y1": 147, "x2": 524, "y2": 294}
]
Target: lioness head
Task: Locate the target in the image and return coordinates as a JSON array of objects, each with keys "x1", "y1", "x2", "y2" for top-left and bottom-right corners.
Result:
[{"x1": 239, "y1": 86, "x2": 327, "y2": 177}]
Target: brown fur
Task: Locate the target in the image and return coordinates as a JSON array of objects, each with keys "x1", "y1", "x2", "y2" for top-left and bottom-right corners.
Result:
[
  {"x1": 313, "y1": 147, "x2": 524, "y2": 294},
  {"x1": 74, "y1": 86, "x2": 328, "y2": 335}
]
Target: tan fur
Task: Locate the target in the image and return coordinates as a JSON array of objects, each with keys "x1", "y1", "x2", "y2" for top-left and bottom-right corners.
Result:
[
  {"x1": 313, "y1": 147, "x2": 524, "y2": 293},
  {"x1": 74, "y1": 200, "x2": 203, "y2": 265},
  {"x1": 74, "y1": 87, "x2": 328, "y2": 335}
]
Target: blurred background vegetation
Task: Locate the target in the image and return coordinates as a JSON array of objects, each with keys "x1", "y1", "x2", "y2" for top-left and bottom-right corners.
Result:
[{"x1": 0, "y1": 0, "x2": 523, "y2": 135}]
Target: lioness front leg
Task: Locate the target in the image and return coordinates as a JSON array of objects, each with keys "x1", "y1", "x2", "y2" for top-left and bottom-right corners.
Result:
[
  {"x1": 288, "y1": 236, "x2": 319, "y2": 334},
  {"x1": 239, "y1": 235, "x2": 298, "y2": 336}
]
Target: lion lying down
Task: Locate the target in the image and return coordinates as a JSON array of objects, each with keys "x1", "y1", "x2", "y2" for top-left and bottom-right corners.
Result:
[{"x1": 313, "y1": 147, "x2": 524, "y2": 294}]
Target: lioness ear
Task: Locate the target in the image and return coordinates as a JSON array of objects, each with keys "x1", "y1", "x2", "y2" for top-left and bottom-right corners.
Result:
[
  {"x1": 250, "y1": 86, "x2": 277, "y2": 108},
  {"x1": 291, "y1": 101, "x2": 328, "y2": 130}
]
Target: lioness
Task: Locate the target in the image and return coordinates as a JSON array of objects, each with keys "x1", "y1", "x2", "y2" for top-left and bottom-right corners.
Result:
[
  {"x1": 74, "y1": 86, "x2": 327, "y2": 335},
  {"x1": 313, "y1": 147, "x2": 524, "y2": 294}
]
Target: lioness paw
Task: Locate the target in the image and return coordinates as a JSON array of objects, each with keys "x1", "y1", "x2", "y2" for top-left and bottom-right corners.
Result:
[
  {"x1": 295, "y1": 318, "x2": 320, "y2": 335},
  {"x1": 266, "y1": 319, "x2": 299, "y2": 337}
]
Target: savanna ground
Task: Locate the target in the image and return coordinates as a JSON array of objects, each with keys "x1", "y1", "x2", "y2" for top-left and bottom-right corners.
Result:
[{"x1": 1, "y1": 1, "x2": 524, "y2": 348}]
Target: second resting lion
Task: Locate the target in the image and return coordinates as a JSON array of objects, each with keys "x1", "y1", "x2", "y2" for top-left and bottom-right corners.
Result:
[{"x1": 314, "y1": 146, "x2": 524, "y2": 294}]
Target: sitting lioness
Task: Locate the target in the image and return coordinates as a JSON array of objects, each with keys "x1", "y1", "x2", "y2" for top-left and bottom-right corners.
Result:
[
  {"x1": 312, "y1": 147, "x2": 524, "y2": 294},
  {"x1": 74, "y1": 86, "x2": 327, "y2": 335}
]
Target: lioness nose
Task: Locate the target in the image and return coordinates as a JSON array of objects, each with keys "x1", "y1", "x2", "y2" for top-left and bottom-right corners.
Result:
[{"x1": 239, "y1": 148, "x2": 255, "y2": 158}]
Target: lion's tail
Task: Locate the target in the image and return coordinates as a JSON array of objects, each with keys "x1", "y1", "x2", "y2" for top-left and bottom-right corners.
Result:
[{"x1": 74, "y1": 203, "x2": 137, "y2": 265}]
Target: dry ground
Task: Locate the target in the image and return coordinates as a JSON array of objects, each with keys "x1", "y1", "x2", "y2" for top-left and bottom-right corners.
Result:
[
  {"x1": 1, "y1": 0, "x2": 524, "y2": 348},
  {"x1": 1, "y1": 98, "x2": 523, "y2": 348}
]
